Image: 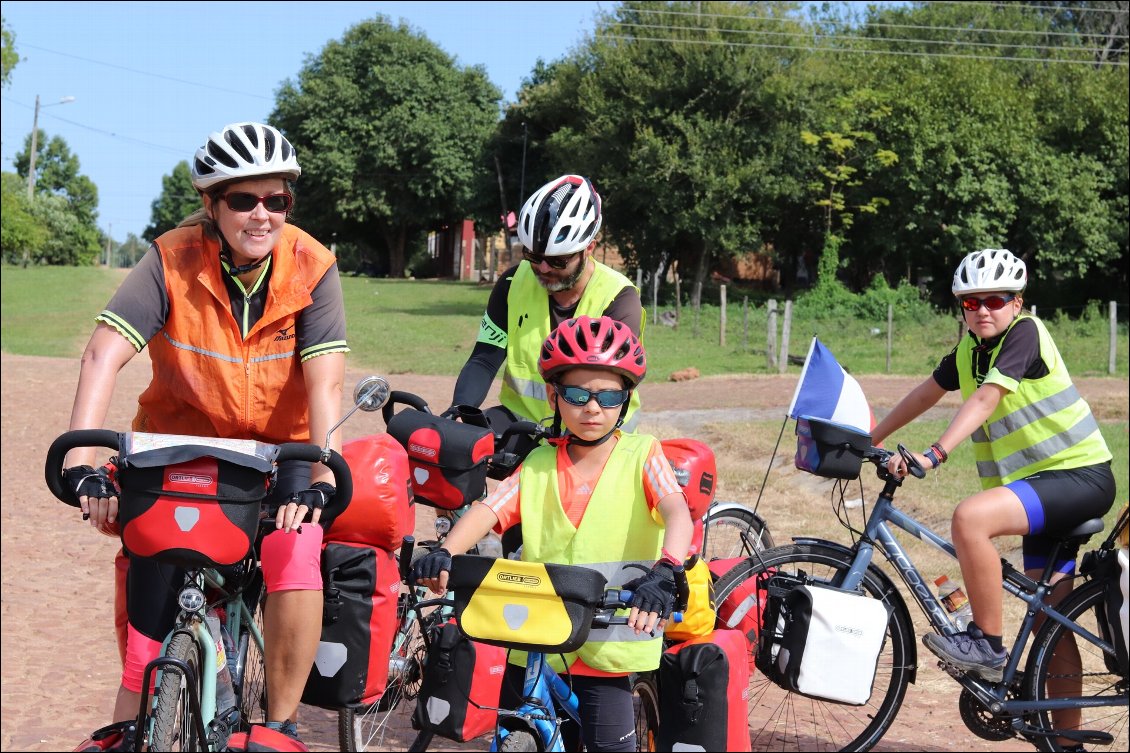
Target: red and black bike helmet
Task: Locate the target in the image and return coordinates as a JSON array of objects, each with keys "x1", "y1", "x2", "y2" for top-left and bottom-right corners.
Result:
[{"x1": 538, "y1": 316, "x2": 647, "y2": 387}]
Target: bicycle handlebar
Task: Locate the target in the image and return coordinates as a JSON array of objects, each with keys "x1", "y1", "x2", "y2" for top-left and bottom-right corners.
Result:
[
  {"x1": 381, "y1": 390, "x2": 432, "y2": 425},
  {"x1": 45, "y1": 430, "x2": 353, "y2": 510},
  {"x1": 863, "y1": 443, "x2": 926, "y2": 480}
]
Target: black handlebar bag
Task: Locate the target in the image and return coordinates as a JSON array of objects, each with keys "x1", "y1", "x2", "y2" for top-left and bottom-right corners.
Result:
[
  {"x1": 115, "y1": 434, "x2": 274, "y2": 568},
  {"x1": 386, "y1": 410, "x2": 494, "y2": 510},
  {"x1": 794, "y1": 416, "x2": 871, "y2": 480}
]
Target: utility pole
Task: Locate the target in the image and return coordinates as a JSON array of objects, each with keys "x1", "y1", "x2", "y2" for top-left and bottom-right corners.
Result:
[{"x1": 105, "y1": 223, "x2": 113, "y2": 267}]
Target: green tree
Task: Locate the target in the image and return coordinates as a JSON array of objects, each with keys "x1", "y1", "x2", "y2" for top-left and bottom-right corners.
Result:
[
  {"x1": 522, "y1": 1, "x2": 814, "y2": 300},
  {"x1": 1, "y1": 171, "x2": 46, "y2": 263},
  {"x1": 271, "y1": 16, "x2": 501, "y2": 277},
  {"x1": 144, "y1": 161, "x2": 199, "y2": 242},
  {"x1": 113, "y1": 232, "x2": 148, "y2": 268},
  {"x1": 1, "y1": 17, "x2": 17, "y2": 89},
  {"x1": 13, "y1": 131, "x2": 101, "y2": 264}
]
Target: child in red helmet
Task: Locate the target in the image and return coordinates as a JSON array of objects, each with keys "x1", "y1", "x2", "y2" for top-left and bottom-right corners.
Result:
[{"x1": 413, "y1": 315, "x2": 693, "y2": 752}]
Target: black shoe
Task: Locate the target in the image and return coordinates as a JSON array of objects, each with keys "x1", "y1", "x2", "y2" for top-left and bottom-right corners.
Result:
[
  {"x1": 73, "y1": 721, "x2": 137, "y2": 752},
  {"x1": 923, "y1": 624, "x2": 1008, "y2": 682}
]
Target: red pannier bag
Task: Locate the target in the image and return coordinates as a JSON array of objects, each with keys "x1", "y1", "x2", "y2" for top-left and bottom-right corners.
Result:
[
  {"x1": 660, "y1": 438, "x2": 716, "y2": 521},
  {"x1": 658, "y1": 628, "x2": 751, "y2": 752},
  {"x1": 386, "y1": 408, "x2": 494, "y2": 510},
  {"x1": 321, "y1": 433, "x2": 413, "y2": 551},
  {"x1": 115, "y1": 438, "x2": 272, "y2": 568},
  {"x1": 709, "y1": 558, "x2": 766, "y2": 673},
  {"x1": 224, "y1": 724, "x2": 308, "y2": 751},
  {"x1": 302, "y1": 542, "x2": 400, "y2": 708},
  {"x1": 413, "y1": 620, "x2": 506, "y2": 742}
]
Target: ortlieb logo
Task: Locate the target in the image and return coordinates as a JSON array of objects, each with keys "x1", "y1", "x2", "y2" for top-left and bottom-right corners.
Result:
[
  {"x1": 497, "y1": 572, "x2": 541, "y2": 587},
  {"x1": 169, "y1": 473, "x2": 213, "y2": 486},
  {"x1": 489, "y1": 664, "x2": 505, "y2": 675},
  {"x1": 835, "y1": 624, "x2": 863, "y2": 637},
  {"x1": 409, "y1": 443, "x2": 437, "y2": 458}
]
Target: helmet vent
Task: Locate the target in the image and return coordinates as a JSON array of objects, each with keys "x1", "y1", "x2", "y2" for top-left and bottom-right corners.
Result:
[
  {"x1": 207, "y1": 141, "x2": 239, "y2": 169},
  {"x1": 224, "y1": 129, "x2": 254, "y2": 164},
  {"x1": 261, "y1": 128, "x2": 276, "y2": 161}
]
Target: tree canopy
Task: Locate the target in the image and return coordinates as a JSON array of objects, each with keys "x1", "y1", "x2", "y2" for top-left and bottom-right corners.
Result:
[
  {"x1": 271, "y1": 16, "x2": 501, "y2": 277},
  {"x1": 144, "y1": 161, "x2": 199, "y2": 243}
]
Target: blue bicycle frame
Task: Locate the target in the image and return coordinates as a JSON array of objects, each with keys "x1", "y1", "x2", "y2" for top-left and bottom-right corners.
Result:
[{"x1": 493, "y1": 652, "x2": 582, "y2": 752}]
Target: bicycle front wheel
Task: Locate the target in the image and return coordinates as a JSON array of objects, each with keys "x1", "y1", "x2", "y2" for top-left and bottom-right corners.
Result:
[
  {"x1": 630, "y1": 672, "x2": 660, "y2": 752},
  {"x1": 702, "y1": 504, "x2": 774, "y2": 562},
  {"x1": 711, "y1": 543, "x2": 914, "y2": 752},
  {"x1": 1023, "y1": 577, "x2": 1129, "y2": 752},
  {"x1": 150, "y1": 632, "x2": 204, "y2": 751}
]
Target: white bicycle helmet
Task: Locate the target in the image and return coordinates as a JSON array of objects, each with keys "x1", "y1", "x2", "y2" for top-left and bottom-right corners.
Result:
[
  {"x1": 190, "y1": 122, "x2": 301, "y2": 191},
  {"x1": 517, "y1": 175, "x2": 602, "y2": 256},
  {"x1": 952, "y1": 248, "x2": 1027, "y2": 295}
]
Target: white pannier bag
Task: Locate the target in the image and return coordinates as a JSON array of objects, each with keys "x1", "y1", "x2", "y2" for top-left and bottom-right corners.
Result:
[{"x1": 774, "y1": 584, "x2": 891, "y2": 705}]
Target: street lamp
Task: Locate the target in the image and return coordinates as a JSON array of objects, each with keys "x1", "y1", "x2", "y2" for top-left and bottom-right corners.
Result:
[{"x1": 26, "y1": 94, "x2": 76, "y2": 200}]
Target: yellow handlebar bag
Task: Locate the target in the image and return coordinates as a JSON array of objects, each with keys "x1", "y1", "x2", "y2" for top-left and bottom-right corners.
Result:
[{"x1": 447, "y1": 555, "x2": 607, "y2": 653}]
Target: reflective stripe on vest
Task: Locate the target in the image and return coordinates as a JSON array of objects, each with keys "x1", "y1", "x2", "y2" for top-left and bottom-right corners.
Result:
[
  {"x1": 134, "y1": 224, "x2": 336, "y2": 443},
  {"x1": 516, "y1": 433, "x2": 664, "y2": 673},
  {"x1": 500, "y1": 260, "x2": 642, "y2": 426},
  {"x1": 957, "y1": 315, "x2": 1111, "y2": 488}
]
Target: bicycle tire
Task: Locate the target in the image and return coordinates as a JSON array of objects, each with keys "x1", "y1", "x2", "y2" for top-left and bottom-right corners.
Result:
[
  {"x1": 235, "y1": 587, "x2": 267, "y2": 730},
  {"x1": 339, "y1": 547, "x2": 433, "y2": 751},
  {"x1": 702, "y1": 504, "x2": 774, "y2": 562},
  {"x1": 1023, "y1": 577, "x2": 1129, "y2": 752},
  {"x1": 499, "y1": 728, "x2": 539, "y2": 752},
  {"x1": 711, "y1": 543, "x2": 914, "y2": 752},
  {"x1": 150, "y1": 632, "x2": 204, "y2": 752},
  {"x1": 630, "y1": 672, "x2": 661, "y2": 752}
]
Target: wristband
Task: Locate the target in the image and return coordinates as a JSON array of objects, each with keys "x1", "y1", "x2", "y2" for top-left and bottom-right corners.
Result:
[
  {"x1": 923, "y1": 448, "x2": 941, "y2": 469},
  {"x1": 930, "y1": 442, "x2": 948, "y2": 463},
  {"x1": 659, "y1": 548, "x2": 682, "y2": 567}
]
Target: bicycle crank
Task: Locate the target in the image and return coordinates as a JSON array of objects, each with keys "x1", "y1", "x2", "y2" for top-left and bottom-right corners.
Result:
[
  {"x1": 958, "y1": 689, "x2": 1016, "y2": 741},
  {"x1": 1012, "y1": 723, "x2": 1115, "y2": 746}
]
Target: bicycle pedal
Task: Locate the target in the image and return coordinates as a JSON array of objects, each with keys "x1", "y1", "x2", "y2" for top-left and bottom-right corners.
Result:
[{"x1": 1016, "y1": 724, "x2": 1114, "y2": 745}]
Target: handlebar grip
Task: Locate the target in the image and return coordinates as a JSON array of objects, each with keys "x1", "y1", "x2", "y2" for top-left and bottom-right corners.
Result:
[
  {"x1": 381, "y1": 390, "x2": 432, "y2": 424},
  {"x1": 44, "y1": 429, "x2": 121, "y2": 507},
  {"x1": 398, "y1": 536, "x2": 416, "y2": 584},
  {"x1": 897, "y1": 444, "x2": 927, "y2": 479},
  {"x1": 275, "y1": 444, "x2": 353, "y2": 508}
]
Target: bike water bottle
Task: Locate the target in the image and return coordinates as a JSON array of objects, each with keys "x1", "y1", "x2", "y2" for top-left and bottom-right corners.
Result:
[
  {"x1": 934, "y1": 575, "x2": 973, "y2": 631},
  {"x1": 205, "y1": 609, "x2": 237, "y2": 713}
]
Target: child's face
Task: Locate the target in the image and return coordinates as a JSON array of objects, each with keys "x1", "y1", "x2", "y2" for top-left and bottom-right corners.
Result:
[
  {"x1": 958, "y1": 290, "x2": 1022, "y2": 340},
  {"x1": 548, "y1": 367, "x2": 630, "y2": 441}
]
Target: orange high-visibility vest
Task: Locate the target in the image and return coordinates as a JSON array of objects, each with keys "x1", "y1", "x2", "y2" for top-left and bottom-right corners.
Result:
[{"x1": 133, "y1": 224, "x2": 336, "y2": 443}]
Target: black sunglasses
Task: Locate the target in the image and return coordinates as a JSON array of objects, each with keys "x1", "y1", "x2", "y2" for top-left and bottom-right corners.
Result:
[
  {"x1": 960, "y1": 294, "x2": 1016, "y2": 312},
  {"x1": 221, "y1": 192, "x2": 293, "y2": 214},
  {"x1": 554, "y1": 383, "x2": 632, "y2": 408},
  {"x1": 523, "y1": 249, "x2": 579, "y2": 270}
]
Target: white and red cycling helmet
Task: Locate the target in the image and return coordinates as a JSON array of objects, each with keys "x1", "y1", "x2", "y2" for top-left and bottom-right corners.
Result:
[{"x1": 517, "y1": 175, "x2": 602, "y2": 256}]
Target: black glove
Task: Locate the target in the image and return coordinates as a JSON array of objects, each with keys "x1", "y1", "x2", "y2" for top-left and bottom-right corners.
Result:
[
  {"x1": 410, "y1": 547, "x2": 452, "y2": 585},
  {"x1": 64, "y1": 465, "x2": 116, "y2": 500},
  {"x1": 289, "y1": 481, "x2": 335, "y2": 510},
  {"x1": 624, "y1": 561, "x2": 683, "y2": 618}
]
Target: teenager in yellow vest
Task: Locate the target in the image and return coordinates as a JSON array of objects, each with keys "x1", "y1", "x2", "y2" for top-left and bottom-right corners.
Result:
[
  {"x1": 447, "y1": 176, "x2": 644, "y2": 453},
  {"x1": 416, "y1": 316, "x2": 692, "y2": 751},
  {"x1": 873, "y1": 249, "x2": 1114, "y2": 695},
  {"x1": 64, "y1": 122, "x2": 348, "y2": 749}
]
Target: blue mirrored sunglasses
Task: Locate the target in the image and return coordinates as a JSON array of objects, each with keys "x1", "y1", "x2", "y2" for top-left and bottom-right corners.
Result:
[{"x1": 554, "y1": 384, "x2": 631, "y2": 408}]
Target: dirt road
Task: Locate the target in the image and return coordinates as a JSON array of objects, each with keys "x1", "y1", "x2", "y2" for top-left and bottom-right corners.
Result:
[{"x1": 2, "y1": 351, "x2": 1124, "y2": 751}]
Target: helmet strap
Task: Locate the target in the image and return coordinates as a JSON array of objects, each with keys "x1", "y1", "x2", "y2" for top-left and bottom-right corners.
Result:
[
  {"x1": 219, "y1": 239, "x2": 268, "y2": 276},
  {"x1": 560, "y1": 402, "x2": 629, "y2": 447}
]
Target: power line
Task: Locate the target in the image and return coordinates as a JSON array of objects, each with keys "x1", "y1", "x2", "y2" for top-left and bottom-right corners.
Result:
[
  {"x1": 932, "y1": 1, "x2": 1129, "y2": 14},
  {"x1": 623, "y1": 3, "x2": 1128, "y2": 39},
  {"x1": 2, "y1": 96, "x2": 186, "y2": 155},
  {"x1": 596, "y1": 31, "x2": 1129, "y2": 66},
  {"x1": 21, "y1": 43, "x2": 274, "y2": 101},
  {"x1": 614, "y1": 20, "x2": 1121, "y2": 55}
]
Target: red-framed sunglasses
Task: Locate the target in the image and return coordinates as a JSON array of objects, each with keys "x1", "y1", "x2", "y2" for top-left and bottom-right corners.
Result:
[
  {"x1": 221, "y1": 192, "x2": 293, "y2": 214},
  {"x1": 960, "y1": 294, "x2": 1017, "y2": 312}
]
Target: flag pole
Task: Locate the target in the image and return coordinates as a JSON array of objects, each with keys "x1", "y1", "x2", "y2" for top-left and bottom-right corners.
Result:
[{"x1": 750, "y1": 415, "x2": 789, "y2": 519}]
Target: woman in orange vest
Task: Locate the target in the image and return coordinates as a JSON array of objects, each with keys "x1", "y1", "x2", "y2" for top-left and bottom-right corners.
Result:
[{"x1": 64, "y1": 122, "x2": 348, "y2": 749}]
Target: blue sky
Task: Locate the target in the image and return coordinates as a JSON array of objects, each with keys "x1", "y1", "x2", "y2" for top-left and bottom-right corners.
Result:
[{"x1": 1, "y1": 1, "x2": 604, "y2": 242}]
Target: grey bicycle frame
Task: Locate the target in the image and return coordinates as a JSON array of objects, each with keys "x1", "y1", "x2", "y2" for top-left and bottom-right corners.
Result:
[{"x1": 830, "y1": 485, "x2": 1122, "y2": 717}]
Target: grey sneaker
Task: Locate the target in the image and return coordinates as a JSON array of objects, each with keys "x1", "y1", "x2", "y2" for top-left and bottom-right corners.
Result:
[
  {"x1": 264, "y1": 719, "x2": 300, "y2": 740},
  {"x1": 923, "y1": 624, "x2": 1008, "y2": 682}
]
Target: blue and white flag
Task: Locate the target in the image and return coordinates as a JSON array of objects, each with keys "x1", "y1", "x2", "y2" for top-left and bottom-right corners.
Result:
[{"x1": 786, "y1": 337, "x2": 872, "y2": 433}]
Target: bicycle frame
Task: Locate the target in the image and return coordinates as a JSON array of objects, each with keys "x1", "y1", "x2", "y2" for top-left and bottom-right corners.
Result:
[
  {"x1": 825, "y1": 471, "x2": 1123, "y2": 720},
  {"x1": 493, "y1": 652, "x2": 581, "y2": 752}
]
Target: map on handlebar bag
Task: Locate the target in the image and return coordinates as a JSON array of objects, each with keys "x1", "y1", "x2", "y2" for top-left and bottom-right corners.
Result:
[{"x1": 120, "y1": 432, "x2": 277, "y2": 472}]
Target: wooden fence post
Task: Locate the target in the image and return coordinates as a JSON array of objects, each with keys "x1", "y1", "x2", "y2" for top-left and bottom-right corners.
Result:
[
  {"x1": 779, "y1": 300, "x2": 792, "y2": 374},
  {"x1": 887, "y1": 303, "x2": 893, "y2": 374},
  {"x1": 692, "y1": 281, "x2": 702, "y2": 338},
  {"x1": 767, "y1": 299, "x2": 778, "y2": 370},
  {"x1": 1111, "y1": 301, "x2": 1118, "y2": 375},
  {"x1": 675, "y1": 276, "x2": 682, "y2": 326},
  {"x1": 719, "y1": 285, "x2": 727, "y2": 347},
  {"x1": 742, "y1": 297, "x2": 749, "y2": 352}
]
